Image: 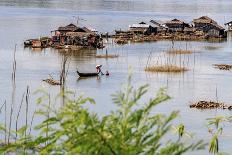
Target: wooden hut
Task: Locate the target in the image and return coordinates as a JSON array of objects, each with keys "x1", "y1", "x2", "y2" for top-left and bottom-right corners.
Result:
[
  {"x1": 129, "y1": 22, "x2": 157, "y2": 35},
  {"x1": 193, "y1": 16, "x2": 226, "y2": 37},
  {"x1": 52, "y1": 23, "x2": 100, "y2": 45},
  {"x1": 165, "y1": 19, "x2": 189, "y2": 32},
  {"x1": 193, "y1": 16, "x2": 217, "y2": 29}
]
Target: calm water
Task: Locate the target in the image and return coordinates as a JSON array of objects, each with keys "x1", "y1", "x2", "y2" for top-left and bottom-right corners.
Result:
[{"x1": 1, "y1": 0, "x2": 232, "y2": 154}]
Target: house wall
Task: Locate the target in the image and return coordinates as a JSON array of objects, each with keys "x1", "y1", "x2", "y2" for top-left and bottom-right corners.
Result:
[
  {"x1": 194, "y1": 23, "x2": 208, "y2": 29},
  {"x1": 129, "y1": 27, "x2": 147, "y2": 35},
  {"x1": 194, "y1": 23, "x2": 212, "y2": 33},
  {"x1": 207, "y1": 29, "x2": 220, "y2": 37},
  {"x1": 32, "y1": 41, "x2": 41, "y2": 48},
  {"x1": 166, "y1": 24, "x2": 184, "y2": 32},
  {"x1": 146, "y1": 26, "x2": 157, "y2": 35},
  {"x1": 228, "y1": 26, "x2": 232, "y2": 31}
]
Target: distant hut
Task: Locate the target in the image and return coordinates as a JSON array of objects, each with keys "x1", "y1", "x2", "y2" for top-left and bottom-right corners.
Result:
[
  {"x1": 52, "y1": 23, "x2": 100, "y2": 45},
  {"x1": 129, "y1": 22, "x2": 157, "y2": 35},
  {"x1": 207, "y1": 23, "x2": 226, "y2": 37},
  {"x1": 150, "y1": 20, "x2": 168, "y2": 33},
  {"x1": 193, "y1": 16, "x2": 217, "y2": 29},
  {"x1": 225, "y1": 21, "x2": 232, "y2": 31},
  {"x1": 165, "y1": 19, "x2": 189, "y2": 32},
  {"x1": 193, "y1": 16, "x2": 226, "y2": 37}
]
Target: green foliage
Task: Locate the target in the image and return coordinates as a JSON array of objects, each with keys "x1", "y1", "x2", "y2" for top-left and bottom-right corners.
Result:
[
  {"x1": 0, "y1": 76, "x2": 205, "y2": 155},
  {"x1": 207, "y1": 116, "x2": 232, "y2": 155}
]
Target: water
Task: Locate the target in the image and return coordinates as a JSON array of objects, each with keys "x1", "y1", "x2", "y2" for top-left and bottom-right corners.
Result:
[{"x1": 1, "y1": 0, "x2": 232, "y2": 154}]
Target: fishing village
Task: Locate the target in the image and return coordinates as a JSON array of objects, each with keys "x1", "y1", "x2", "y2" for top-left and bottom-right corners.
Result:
[
  {"x1": 23, "y1": 15, "x2": 232, "y2": 92},
  {"x1": 3, "y1": 0, "x2": 232, "y2": 154},
  {"x1": 22, "y1": 15, "x2": 232, "y2": 112},
  {"x1": 24, "y1": 16, "x2": 229, "y2": 49}
]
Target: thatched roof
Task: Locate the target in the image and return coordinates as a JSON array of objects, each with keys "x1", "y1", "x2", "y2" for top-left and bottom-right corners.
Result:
[
  {"x1": 193, "y1": 16, "x2": 217, "y2": 24},
  {"x1": 57, "y1": 23, "x2": 96, "y2": 35},
  {"x1": 150, "y1": 20, "x2": 167, "y2": 29},
  {"x1": 165, "y1": 19, "x2": 184, "y2": 25},
  {"x1": 73, "y1": 27, "x2": 93, "y2": 33},
  {"x1": 58, "y1": 23, "x2": 78, "y2": 31},
  {"x1": 210, "y1": 23, "x2": 225, "y2": 30},
  {"x1": 139, "y1": 21, "x2": 146, "y2": 24}
]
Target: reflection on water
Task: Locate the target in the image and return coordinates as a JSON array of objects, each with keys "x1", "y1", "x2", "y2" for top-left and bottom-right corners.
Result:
[{"x1": 0, "y1": 1, "x2": 232, "y2": 154}]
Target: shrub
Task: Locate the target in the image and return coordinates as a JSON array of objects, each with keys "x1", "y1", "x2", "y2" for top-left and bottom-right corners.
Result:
[{"x1": 0, "y1": 75, "x2": 205, "y2": 154}]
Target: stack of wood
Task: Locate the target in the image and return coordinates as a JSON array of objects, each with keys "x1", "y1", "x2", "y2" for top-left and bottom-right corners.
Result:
[{"x1": 190, "y1": 100, "x2": 232, "y2": 110}]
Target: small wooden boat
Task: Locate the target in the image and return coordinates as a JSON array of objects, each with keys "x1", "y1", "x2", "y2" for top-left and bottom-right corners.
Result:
[{"x1": 77, "y1": 70, "x2": 99, "y2": 77}]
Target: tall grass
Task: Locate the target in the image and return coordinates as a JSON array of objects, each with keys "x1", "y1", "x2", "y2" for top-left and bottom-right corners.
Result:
[
  {"x1": 145, "y1": 51, "x2": 189, "y2": 73},
  {"x1": 145, "y1": 65, "x2": 188, "y2": 73},
  {"x1": 167, "y1": 49, "x2": 193, "y2": 55}
]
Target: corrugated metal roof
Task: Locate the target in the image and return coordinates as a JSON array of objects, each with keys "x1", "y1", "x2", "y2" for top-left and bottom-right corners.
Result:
[{"x1": 129, "y1": 24, "x2": 149, "y2": 28}]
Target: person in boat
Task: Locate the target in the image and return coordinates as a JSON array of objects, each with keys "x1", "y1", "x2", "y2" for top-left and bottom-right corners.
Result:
[{"x1": 96, "y1": 65, "x2": 104, "y2": 75}]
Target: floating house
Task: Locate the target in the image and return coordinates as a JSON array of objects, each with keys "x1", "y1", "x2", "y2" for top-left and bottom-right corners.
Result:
[
  {"x1": 30, "y1": 37, "x2": 51, "y2": 48},
  {"x1": 193, "y1": 16, "x2": 217, "y2": 29},
  {"x1": 165, "y1": 19, "x2": 189, "y2": 32},
  {"x1": 51, "y1": 23, "x2": 103, "y2": 48},
  {"x1": 193, "y1": 16, "x2": 226, "y2": 37},
  {"x1": 129, "y1": 22, "x2": 157, "y2": 35},
  {"x1": 225, "y1": 21, "x2": 232, "y2": 31}
]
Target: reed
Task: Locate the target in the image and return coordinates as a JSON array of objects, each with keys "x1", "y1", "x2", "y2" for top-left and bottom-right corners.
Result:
[
  {"x1": 11, "y1": 44, "x2": 17, "y2": 84},
  {"x1": 145, "y1": 43, "x2": 194, "y2": 73},
  {"x1": 8, "y1": 45, "x2": 17, "y2": 144},
  {"x1": 145, "y1": 65, "x2": 188, "y2": 73},
  {"x1": 3, "y1": 100, "x2": 6, "y2": 144},
  {"x1": 204, "y1": 46, "x2": 220, "y2": 51},
  {"x1": 95, "y1": 54, "x2": 119, "y2": 58},
  {"x1": 60, "y1": 54, "x2": 70, "y2": 86},
  {"x1": 15, "y1": 93, "x2": 25, "y2": 141},
  {"x1": 46, "y1": 93, "x2": 51, "y2": 146},
  {"x1": 145, "y1": 51, "x2": 152, "y2": 69},
  {"x1": 167, "y1": 49, "x2": 193, "y2": 55},
  {"x1": 25, "y1": 86, "x2": 30, "y2": 139},
  {"x1": 29, "y1": 111, "x2": 36, "y2": 136}
]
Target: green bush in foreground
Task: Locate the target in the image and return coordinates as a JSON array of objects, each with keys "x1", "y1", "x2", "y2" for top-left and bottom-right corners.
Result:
[{"x1": 0, "y1": 75, "x2": 205, "y2": 154}]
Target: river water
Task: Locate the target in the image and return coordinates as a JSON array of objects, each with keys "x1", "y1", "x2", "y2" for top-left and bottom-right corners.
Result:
[{"x1": 1, "y1": 0, "x2": 232, "y2": 154}]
